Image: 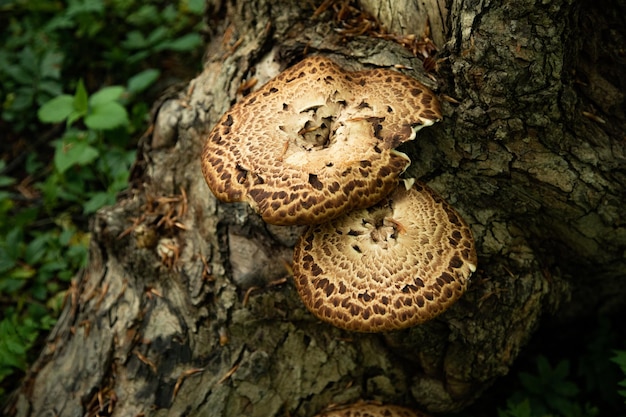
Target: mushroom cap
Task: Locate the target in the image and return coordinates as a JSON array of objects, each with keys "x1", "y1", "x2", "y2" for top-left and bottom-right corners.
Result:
[
  {"x1": 292, "y1": 181, "x2": 477, "y2": 332},
  {"x1": 315, "y1": 403, "x2": 430, "y2": 417},
  {"x1": 201, "y1": 56, "x2": 442, "y2": 225}
]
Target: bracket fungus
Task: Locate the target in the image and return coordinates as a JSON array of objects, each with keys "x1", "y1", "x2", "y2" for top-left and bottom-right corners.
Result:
[
  {"x1": 201, "y1": 56, "x2": 442, "y2": 225},
  {"x1": 201, "y1": 55, "x2": 477, "y2": 333},
  {"x1": 314, "y1": 402, "x2": 431, "y2": 417},
  {"x1": 292, "y1": 182, "x2": 477, "y2": 332}
]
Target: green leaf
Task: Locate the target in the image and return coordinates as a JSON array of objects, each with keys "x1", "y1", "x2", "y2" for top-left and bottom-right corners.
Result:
[
  {"x1": 122, "y1": 30, "x2": 147, "y2": 49},
  {"x1": 37, "y1": 94, "x2": 74, "y2": 123},
  {"x1": 161, "y1": 4, "x2": 178, "y2": 23},
  {"x1": 89, "y1": 86, "x2": 125, "y2": 106},
  {"x1": 31, "y1": 283, "x2": 49, "y2": 301},
  {"x1": 37, "y1": 80, "x2": 64, "y2": 99},
  {"x1": 0, "y1": 337, "x2": 26, "y2": 370},
  {"x1": 83, "y1": 191, "x2": 115, "y2": 214},
  {"x1": 19, "y1": 47, "x2": 38, "y2": 78},
  {"x1": 0, "y1": 277, "x2": 26, "y2": 294},
  {"x1": 37, "y1": 174, "x2": 60, "y2": 207},
  {"x1": 186, "y1": 0, "x2": 206, "y2": 14},
  {"x1": 25, "y1": 153, "x2": 43, "y2": 176},
  {"x1": 613, "y1": 350, "x2": 626, "y2": 404},
  {"x1": 0, "y1": 175, "x2": 16, "y2": 188},
  {"x1": 0, "y1": 313, "x2": 43, "y2": 374},
  {"x1": 159, "y1": 33, "x2": 202, "y2": 52},
  {"x1": 44, "y1": 13, "x2": 74, "y2": 32},
  {"x1": 552, "y1": 379, "x2": 579, "y2": 398},
  {"x1": 126, "y1": 4, "x2": 159, "y2": 26},
  {"x1": 611, "y1": 350, "x2": 626, "y2": 369},
  {"x1": 4, "y1": 227, "x2": 23, "y2": 260},
  {"x1": 498, "y1": 398, "x2": 533, "y2": 417},
  {"x1": 5, "y1": 337, "x2": 27, "y2": 356},
  {"x1": 84, "y1": 101, "x2": 129, "y2": 130},
  {"x1": 127, "y1": 50, "x2": 150, "y2": 64},
  {"x1": 73, "y1": 79, "x2": 89, "y2": 115},
  {"x1": 0, "y1": 248, "x2": 17, "y2": 274},
  {"x1": 127, "y1": 69, "x2": 160, "y2": 94},
  {"x1": 39, "y1": 50, "x2": 63, "y2": 80},
  {"x1": 59, "y1": 227, "x2": 75, "y2": 246},
  {"x1": 536, "y1": 355, "x2": 552, "y2": 381},
  {"x1": 545, "y1": 395, "x2": 579, "y2": 417},
  {"x1": 3, "y1": 63, "x2": 33, "y2": 85},
  {"x1": 519, "y1": 372, "x2": 542, "y2": 395},
  {"x1": 53, "y1": 138, "x2": 100, "y2": 173},
  {"x1": 552, "y1": 359, "x2": 570, "y2": 381},
  {"x1": 10, "y1": 87, "x2": 36, "y2": 112},
  {"x1": 67, "y1": 0, "x2": 105, "y2": 16},
  {"x1": 66, "y1": 111, "x2": 84, "y2": 128},
  {"x1": 146, "y1": 27, "x2": 169, "y2": 46},
  {"x1": 8, "y1": 266, "x2": 36, "y2": 280},
  {"x1": 38, "y1": 260, "x2": 67, "y2": 276},
  {"x1": 24, "y1": 234, "x2": 49, "y2": 265}
]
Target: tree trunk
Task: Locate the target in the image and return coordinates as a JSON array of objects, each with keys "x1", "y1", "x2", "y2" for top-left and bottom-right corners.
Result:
[{"x1": 7, "y1": 0, "x2": 626, "y2": 415}]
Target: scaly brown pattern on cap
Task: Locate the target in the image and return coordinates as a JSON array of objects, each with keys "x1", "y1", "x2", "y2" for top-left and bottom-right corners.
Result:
[
  {"x1": 292, "y1": 182, "x2": 477, "y2": 332},
  {"x1": 315, "y1": 402, "x2": 431, "y2": 417},
  {"x1": 201, "y1": 56, "x2": 442, "y2": 225}
]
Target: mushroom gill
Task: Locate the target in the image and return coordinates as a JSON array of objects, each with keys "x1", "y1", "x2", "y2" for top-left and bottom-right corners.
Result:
[
  {"x1": 201, "y1": 56, "x2": 442, "y2": 226},
  {"x1": 292, "y1": 182, "x2": 477, "y2": 332}
]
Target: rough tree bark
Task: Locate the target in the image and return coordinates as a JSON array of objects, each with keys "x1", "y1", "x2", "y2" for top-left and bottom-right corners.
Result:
[{"x1": 7, "y1": 0, "x2": 626, "y2": 416}]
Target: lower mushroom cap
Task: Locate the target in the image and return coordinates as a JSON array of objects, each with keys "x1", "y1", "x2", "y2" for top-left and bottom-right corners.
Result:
[
  {"x1": 292, "y1": 181, "x2": 477, "y2": 332},
  {"x1": 315, "y1": 403, "x2": 431, "y2": 417}
]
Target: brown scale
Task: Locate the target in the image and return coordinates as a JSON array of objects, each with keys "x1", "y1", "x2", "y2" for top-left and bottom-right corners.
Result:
[
  {"x1": 292, "y1": 182, "x2": 477, "y2": 333},
  {"x1": 201, "y1": 56, "x2": 442, "y2": 225}
]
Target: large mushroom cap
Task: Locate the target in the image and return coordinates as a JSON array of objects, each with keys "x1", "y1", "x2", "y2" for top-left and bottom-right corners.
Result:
[
  {"x1": 292, "y1": 182, "x2": 477, "y2": 332},
  {"x1": 201, "y1": 56, "x2": 442, "y2": 225},
  {"x1": 315, "y1": 402, "x2": 430, "y2": 417}
]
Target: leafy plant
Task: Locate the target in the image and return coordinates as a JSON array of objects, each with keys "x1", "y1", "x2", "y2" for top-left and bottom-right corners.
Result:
[
  {"x1": 0, "y1": 0, "x2": 206, "y2": 402},
  {"x1": 39, "y1": 80, "x2": 129, "y2": 129},
  {"x1": 611, "y1": 350, "x2": 626, "y2": 403},
  {"x1": 35, "y1": 80, "x2": 135, "y2": 214},
  {"x1": 1, "y1": 0, "x2": 203, "y2": 132},
  {"x1": 0, "y1": 190, "x2": 89, "y2": 398},
  {"x1": 497, "y1": 356, "x2": 599, "y2": 417},
  {"x1": 498, "y1": 398, "x2": 536, "y2": 417},
  {"x1": 577, "y1": 317, "x2": 625, "y2": 411},
  {"x1": 0, "y1": 45, "x2": 64, "y2": 132},
  {"x1": 0, "y1": 310, "x2": 52, "y2": 388}
]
